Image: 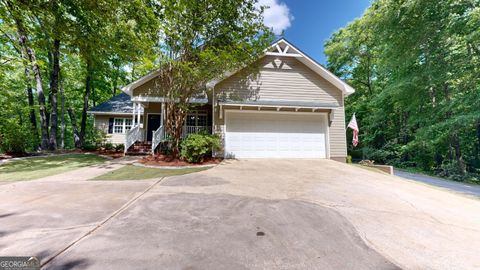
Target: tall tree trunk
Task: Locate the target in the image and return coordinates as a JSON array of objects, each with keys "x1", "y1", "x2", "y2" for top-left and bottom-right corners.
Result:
[
  {"x1": 452, "y1": 133, "x2": 466, "y2": 174},
  {"x1": 9, "y1": 2, "x2": 49, "y2": 149},
  {"x1": 67, "y1": 107, "x2": 81, "y2": 148},
  {"x1": 23, "y1": 57, "x2": 39, "y2": 149},
  {"x1": 60, "y1": 74, "x2": 65, "y2": 149},
  {"x1": 49, "y1": 39, "x2": 60, "y2": 150},
  {"x1": 79, "y1": 60, "x2": 93, "y2": 147}
]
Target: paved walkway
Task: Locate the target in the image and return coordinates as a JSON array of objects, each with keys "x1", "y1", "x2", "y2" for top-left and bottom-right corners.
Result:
[{"x1": 394, "y1": 170, "x2": 480, "y2": 198}]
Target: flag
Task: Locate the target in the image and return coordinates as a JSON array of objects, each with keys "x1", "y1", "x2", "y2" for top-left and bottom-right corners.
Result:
[{"x1": 347, "y1": 113, "x2": 359, "y2": 147}]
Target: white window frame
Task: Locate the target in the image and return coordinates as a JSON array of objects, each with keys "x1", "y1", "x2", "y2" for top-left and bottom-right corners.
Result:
[{"x1": 113, "y1": 118, "x2": 132, "y2": 134}]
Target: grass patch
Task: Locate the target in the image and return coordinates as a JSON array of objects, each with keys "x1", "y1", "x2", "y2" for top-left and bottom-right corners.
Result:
[
  {"x1": 0, "y1": 154, "x2": 107, "y2": 182},
  {"x1": 92, "y1": 165, "x2": 210, "y2": 180}
]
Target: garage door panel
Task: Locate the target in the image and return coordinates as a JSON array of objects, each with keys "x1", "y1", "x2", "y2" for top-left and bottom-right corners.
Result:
[{"x1": 225, "y1": 111, "x2": 327, "y2": 158}]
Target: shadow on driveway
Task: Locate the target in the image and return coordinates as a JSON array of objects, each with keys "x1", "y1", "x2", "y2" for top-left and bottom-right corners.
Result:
[{"x1": 48, "y1": 192, "x2": 399, "y2": 270}]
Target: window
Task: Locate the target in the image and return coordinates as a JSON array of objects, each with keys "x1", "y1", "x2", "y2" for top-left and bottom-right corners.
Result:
[
  {"x1": 114, "y1": 119, "x2": 124, "y2": 133},
  {"x1": 125, "y1": 118, "x2": 132, "y2": 132},
  {"x1": 186, "y1": 110, "x2": 208, "y2": 126},
  {"x1": 113, "y1": 118, "x2": 133, "y2": 134}
]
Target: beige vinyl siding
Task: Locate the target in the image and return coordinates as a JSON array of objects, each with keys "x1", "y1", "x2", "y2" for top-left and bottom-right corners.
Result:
[
  {"x1": 216, "y1": 56, "x2": 342, "y2": 105},
  {"x1": 213, "y1": 55, "x2": 348, "y2": 159},
  {"x1": 94, "y1": 114, "x2": 136, "y2": 145},
  {"x1": 329, "y1": 107, "x2": 347, "y2": 158}
]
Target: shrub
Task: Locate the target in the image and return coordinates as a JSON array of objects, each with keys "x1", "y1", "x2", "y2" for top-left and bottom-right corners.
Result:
[
  {"x1": 346, "y1": 155, "x2": 352, "y2": 164},
  {"x1": 0, "y1": 119, "x2": 34, "y2": 153},
  {"x1": 104, "y1": 143, "x2": 114, "y2": 150},
  {"x1": 82, "y1": 143, "x2": 97, "y2": 151},
  {"x1": 115, "y1": 144, "x2": 125, "y2": 152},
  {"x1": 83, "y1": 129, "x2": 107, "y2": 150},
  {"x1": 180, "y1": 133, "x2": 220, "y2": 163},
  {"x1": 438, "y1": 160, "x2": 466, "y2": 181}
]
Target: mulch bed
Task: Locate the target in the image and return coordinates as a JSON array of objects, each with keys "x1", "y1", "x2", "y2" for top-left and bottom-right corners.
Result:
[{"x1": 139, "y1": 154, "x2": 222, "y2": 167}]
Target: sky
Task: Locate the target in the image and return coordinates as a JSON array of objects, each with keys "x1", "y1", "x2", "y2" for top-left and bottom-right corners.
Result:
[{"x1": 259, "y1": 0, "x2": 372, "y2": 64}]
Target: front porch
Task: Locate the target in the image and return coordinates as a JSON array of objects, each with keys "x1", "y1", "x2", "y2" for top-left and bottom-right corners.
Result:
[{"x1": 124, "y1": 101, "x2": 212, "y2": 155}]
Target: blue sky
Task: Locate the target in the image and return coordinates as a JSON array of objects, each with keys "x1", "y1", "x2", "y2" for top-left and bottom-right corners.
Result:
[{"x1": 260, "y1": 0, "x2": 371, "y2": 64}]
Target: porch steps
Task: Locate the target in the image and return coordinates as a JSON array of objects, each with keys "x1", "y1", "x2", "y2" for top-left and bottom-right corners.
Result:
[{"x1": 125, "y1": 142, "x2": 152, "y2": 156}]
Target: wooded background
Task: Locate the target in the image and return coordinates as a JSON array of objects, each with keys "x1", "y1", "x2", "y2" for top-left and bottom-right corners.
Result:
[
  {"x1": 1, "y1": 0, "x2": 159, "y2": 151},
  {"x1": 0, "y1": 0, "x2": 478, "y2": 182},
  {"x1": 325, "y1": 0, "x2": 479, "y2": 182}
]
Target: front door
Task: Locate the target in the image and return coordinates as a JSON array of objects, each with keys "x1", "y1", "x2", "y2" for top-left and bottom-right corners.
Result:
[{"x1": 147, "y1": 114, "x2": 161, "y2": 141}]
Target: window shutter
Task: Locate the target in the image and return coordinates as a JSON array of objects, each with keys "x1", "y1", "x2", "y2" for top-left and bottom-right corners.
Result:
[{"x1": 108, "y1": 118, "x2": 114, "y2": 133}]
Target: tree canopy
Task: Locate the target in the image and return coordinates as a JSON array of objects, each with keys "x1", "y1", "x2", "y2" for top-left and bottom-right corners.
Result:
[
  {"x1": 0, "y1": 0, "x2": 271, "y2": 155},
  {"x1": 325, "y1": 0, "x2": 480, "y2": 182}
]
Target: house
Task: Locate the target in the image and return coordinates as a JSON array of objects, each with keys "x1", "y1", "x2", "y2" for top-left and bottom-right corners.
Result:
[
  {"x1": 89, "y1": 38, "x2": 355, "y2": 161},
  {"x1": 89, "y1": 92, "x2": 144, "y2": 145}
]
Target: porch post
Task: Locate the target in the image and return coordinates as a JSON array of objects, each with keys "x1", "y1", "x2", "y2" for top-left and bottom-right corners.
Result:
[
  {"x1": 132, "y1": 102, "x2": 136, "y2": 126},
  {"x1": 137, "y1": 103, "x2": 141, "y2": 127},
  {"x1": 161, "y1": 102, "x2": 164, "y2": 126}
]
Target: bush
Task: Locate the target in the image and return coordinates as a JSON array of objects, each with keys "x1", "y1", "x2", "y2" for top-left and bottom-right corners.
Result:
[
  {"x1": 82, "y1": 143, "x2": 97, "y2": 151},
  {"x1": 438, "y1": 160, "x2": 466, "y2": 181},
  {"x1": 104, "y1": 143, "x2": 114, "y2": 150},
  {"x1": 346, "y1": 155, "x2": 352, "y2": 164},
  {"x1": 83, "y1": 129, "x2": 107, "y2": 150},
  {"x1": 180, "y1": 133, "x2": 220, "y2": 163},
  {"x1": 0, "y1": 119, "x2": 34, "y2": 153},
  {"x1": 115, "y1": 144, "x2": 125, "y2": 152}
]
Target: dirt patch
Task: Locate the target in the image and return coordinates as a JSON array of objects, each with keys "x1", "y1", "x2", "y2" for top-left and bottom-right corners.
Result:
[{"x1": 139, "y1": 154, "x2": 222, "y2": 167}]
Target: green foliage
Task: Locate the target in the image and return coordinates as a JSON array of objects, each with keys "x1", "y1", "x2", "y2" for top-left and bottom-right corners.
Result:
[
  {"x1": 325, "y1": 0, "x2": 480, "y2": 182},
  {"x1": 104, "y1": 143, "x2": 114, "y2": 151},
  {"x1": 155, "y1": 0, "x2": 274, "y2": 157},
  {"x1": 114, "y1": 144, "x2": 124, "y2": 152},
  {"x1": 180, "y1": 133, "x2": 221, "y2": 163},
  {"x1": 0, "y1": 119, "x2": 34, "y2": 153},
  {"x1": 83, "y1": 127, "x2": 107, "y2": 151}
]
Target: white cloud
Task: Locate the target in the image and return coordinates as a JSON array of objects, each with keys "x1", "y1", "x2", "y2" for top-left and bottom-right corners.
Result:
[{"x1": 257, "y1": 0, "x2": 293, "y2": 35}]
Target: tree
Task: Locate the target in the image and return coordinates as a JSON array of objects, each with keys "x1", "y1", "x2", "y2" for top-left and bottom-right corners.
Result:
[
  {"x1": 3, "y1": 0, "x2": 50, "y2": 150},
  {"x1": 153, "y1": 0, "x2": 273, "y2": 157},
  {"x1": 325, "y1": 0, "x2": 480, "y2": 182}
]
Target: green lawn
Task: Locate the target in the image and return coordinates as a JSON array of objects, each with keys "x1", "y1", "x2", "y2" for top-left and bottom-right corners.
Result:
[
  {"x1": 0, "y1": 154, "x2": 107, "y2": 182},
  {"x1": 93, "y1": 165, "x2": 210, "y2": 180}
]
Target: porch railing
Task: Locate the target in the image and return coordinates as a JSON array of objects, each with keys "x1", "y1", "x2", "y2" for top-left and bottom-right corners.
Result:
[
  {"x1": 125, "y1": 125, "x2": 143, "y2": 153},
  {"x1": 151, "y1": 125, "x2": 164, "y2": 154},
  {"x1": 182, "y1": 126, "x2": 212, "y2": 138}
]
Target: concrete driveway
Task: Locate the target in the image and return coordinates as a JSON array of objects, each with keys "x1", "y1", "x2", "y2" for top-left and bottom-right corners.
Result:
[{"x1": 1, "y1": 160, "x2": 479, "y2": 269}]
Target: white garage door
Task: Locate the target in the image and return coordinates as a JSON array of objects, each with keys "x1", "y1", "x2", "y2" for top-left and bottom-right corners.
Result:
[{"x1": 225, "y1": 111, "x2": 328, "y2": 158}]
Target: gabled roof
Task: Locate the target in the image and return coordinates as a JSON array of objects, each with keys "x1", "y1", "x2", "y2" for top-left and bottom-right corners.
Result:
[
  {"x1": 88, "y1": 93, "x2": 144, "y2": 114},
  {"x1": 122, "y1": 38, "x2": 355, "y2": 97},
  {"x1": 209, "y1": 38, "x2": 355, "y2": 96},
  {"x1": 267, "y1": 38, "x2": 355, "y2": 95}
]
